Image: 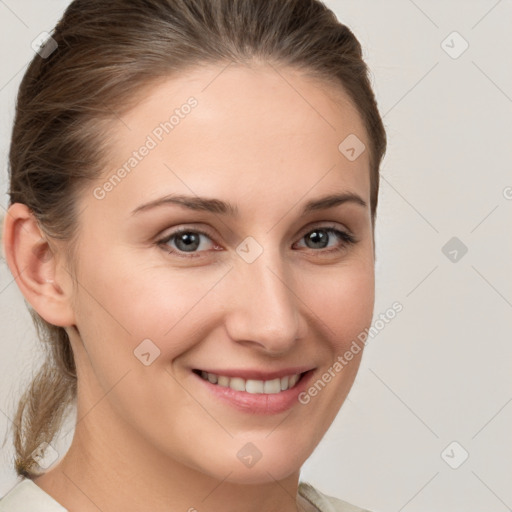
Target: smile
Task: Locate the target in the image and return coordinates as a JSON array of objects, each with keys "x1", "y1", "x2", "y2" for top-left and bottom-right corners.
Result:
[
  {"x1": 193, "y1": 369, "x2": 303, "y2": 394},
  {"x1": 191, "y1": 366, "x2": 316, "y2": 414}
]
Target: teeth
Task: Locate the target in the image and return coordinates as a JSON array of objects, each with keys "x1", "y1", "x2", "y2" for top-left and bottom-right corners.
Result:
[
  {"x1": 263, "y1": 378, "x2": 281, "y2": 394},
  {"x1": 197, "y1": 371, "x2": 303, "y2": 394},
  {"x1": 289, "y1": 374, "x2": 300, "y2": 388},
  {"x1": 217, "y1": 375, "x2": 230, "y2": 387},
  {"x1": 246, "y1": 379, "x2": 264, "y2": 393},
  {"x1": 229, "y1": 377, "x2": 246, "y2": 392}
]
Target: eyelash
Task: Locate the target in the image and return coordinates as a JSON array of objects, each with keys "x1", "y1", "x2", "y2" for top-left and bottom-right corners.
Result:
[{"x1": 156, "y1": 224, "x2": 358, "y2": 259}]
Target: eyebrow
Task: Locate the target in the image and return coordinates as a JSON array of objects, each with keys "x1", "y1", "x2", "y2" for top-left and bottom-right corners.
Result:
[{"x1": 130, "y1": 191, "x2": 367, "y2": 217}]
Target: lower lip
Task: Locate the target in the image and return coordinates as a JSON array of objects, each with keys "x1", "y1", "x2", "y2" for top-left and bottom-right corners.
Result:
[{"x1": 192, "y1": 370, "x2": 315, "y2": 415}]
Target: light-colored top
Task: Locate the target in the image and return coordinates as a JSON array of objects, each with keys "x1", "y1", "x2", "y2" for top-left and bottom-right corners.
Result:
[{"x1": 0, "y1": 478, "x2": 372, "y2": 512}]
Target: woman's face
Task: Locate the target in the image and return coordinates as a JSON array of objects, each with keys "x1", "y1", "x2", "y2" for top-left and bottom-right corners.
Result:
[{"x1": 65, "y1": 62, "x2": 374, "y2": 485}]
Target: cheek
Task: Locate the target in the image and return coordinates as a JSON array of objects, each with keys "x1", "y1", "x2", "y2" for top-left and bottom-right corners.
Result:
[
  {"x1": 296, "y1": 262, "x2": 372, "y2": 409},
  {"x1": 72, "y1": 250, "x2": 230, "y2": 361},
  {"x1": 302, "y1": 259, "x2": 375, "y2": 350}
]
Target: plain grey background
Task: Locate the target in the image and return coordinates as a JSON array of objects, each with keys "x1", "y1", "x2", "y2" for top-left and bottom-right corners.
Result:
[{"x1": 1, "y1": 1, "x2": 511, "y2": 511}]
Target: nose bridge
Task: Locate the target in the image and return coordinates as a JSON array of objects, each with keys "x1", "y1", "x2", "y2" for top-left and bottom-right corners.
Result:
[{"x1": 227, "y1": 240, "x2": 302, "y2": 353}]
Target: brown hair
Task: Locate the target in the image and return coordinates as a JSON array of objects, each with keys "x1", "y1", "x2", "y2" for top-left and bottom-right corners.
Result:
[{"x1": 3, "y1": 0, "x2": 386, "y2": 479}]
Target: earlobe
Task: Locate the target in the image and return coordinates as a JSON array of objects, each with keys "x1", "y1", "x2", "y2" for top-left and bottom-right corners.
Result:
[{"x1": 2, "y1": 202, "x2": 76, "y2": 327}]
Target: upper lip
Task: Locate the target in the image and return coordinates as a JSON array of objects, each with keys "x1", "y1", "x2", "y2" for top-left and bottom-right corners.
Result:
[{"x1": 193, "y1": 366, "x2": 315, "y2": 381}]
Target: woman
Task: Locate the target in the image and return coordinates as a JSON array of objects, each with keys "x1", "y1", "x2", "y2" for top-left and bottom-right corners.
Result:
[{"x1": 0, "y1": 0, "x2": 387, "y2": 510}]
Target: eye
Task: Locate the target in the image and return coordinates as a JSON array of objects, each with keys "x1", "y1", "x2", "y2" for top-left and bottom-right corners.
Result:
[
  {"x1": 158, "y1": 228, "x2": 217, "y2": 258},
  {"x1": 157, "y1": 224, "x2": 358, "y2": 259},
  {"x1": 294, "y1": 226, "x2": 357, "y2": 254}
]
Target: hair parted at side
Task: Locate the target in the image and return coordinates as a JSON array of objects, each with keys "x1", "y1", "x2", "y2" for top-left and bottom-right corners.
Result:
[{"x1": 4, "y1": 0, "x2": 387, "y2": 479}]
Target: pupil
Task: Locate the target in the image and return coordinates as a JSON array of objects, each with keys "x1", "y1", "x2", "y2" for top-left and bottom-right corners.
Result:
[
  {"x1": 176, "y1": 232, "x2": 199, "y2": 252},
  {"x1": 307, "y1": 230, "x2": 328, "y2": 249}
]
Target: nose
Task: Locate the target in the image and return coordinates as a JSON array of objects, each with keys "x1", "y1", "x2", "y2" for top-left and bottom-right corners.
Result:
[{"x1": 223, "y1": 246, "x2": 306, "y2": 356}]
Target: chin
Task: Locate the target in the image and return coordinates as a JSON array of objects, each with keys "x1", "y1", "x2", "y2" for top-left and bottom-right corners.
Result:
[
  {"x1": 191, "y1": 441, "x2": 307, "y2": 485},
  {"x1": 225, "y1": 463, "x2": 301, "y2": 485}
]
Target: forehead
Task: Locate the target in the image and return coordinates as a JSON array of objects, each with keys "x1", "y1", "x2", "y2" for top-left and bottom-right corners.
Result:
[{"x1": 95, "y1": 62, "x2": 370, "y2": 217}]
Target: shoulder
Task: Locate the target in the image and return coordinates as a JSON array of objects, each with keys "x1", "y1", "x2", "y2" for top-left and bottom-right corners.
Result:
[
  {"x1": 1, "y1": 477, "x2": 372, "y2": 512},
  {"x1": 0, "y1": 478, "x2": 68, "y2": 512},
  {"x1": 298, "y1": 481, "x2": 374, "y2": 512}
]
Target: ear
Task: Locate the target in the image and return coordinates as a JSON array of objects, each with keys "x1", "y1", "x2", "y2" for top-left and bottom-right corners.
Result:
[{"x1": 2, "y1": 203, "x2": 76, "y2": 327}]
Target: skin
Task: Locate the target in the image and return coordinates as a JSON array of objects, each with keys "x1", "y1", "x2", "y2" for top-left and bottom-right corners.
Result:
[{"x1": 3, "y1": 61, "x2": 375, "y2": 512}]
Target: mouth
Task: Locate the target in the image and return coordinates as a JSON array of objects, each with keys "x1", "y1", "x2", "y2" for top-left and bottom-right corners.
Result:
[
  {"x1": 191, "y1": 368, "x2": 316, "y2": 415},
  {"x1": 192, "y1": 368, "x2": 307, "y2": 394}
]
